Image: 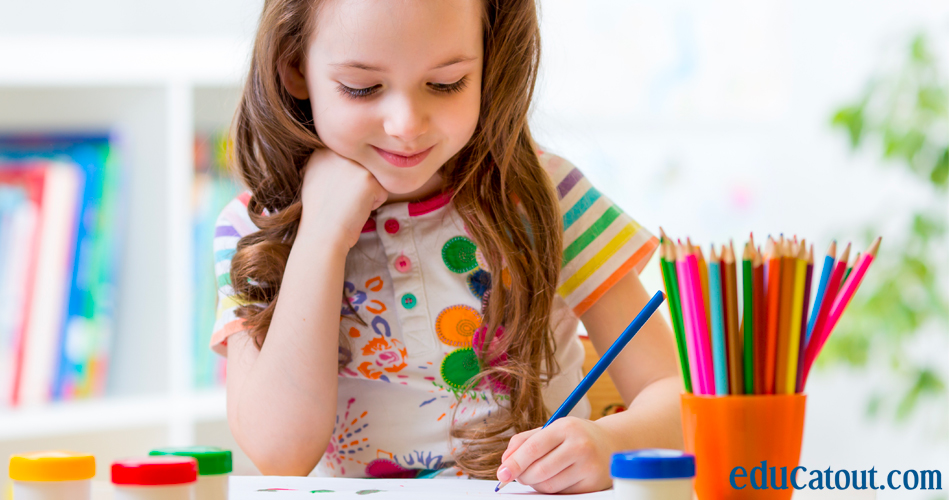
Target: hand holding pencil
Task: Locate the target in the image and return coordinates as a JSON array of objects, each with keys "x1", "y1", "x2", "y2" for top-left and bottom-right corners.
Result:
[{"x1": 495, "y1": 291, "x2": 666, "y2": 493}]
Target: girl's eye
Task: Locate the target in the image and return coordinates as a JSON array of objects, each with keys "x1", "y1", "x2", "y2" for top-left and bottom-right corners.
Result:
[
  {"x1": 335, "y1": 76, "x2": 469, "y2": 100},
  {"x1": 429, "y1": 76, "x2": 469, "y2": 94},
  {"x1": 337, "y1": 84, "x2": 381, "y2": 99}
]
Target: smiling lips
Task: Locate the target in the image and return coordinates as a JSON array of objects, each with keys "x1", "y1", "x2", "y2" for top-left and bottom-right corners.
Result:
[{"x1": 373, "y1": 145, "x2": 434, "y2": 167}]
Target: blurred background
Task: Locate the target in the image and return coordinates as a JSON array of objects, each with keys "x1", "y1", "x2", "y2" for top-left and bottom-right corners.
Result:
[{"x1": 0, "y1": 0, "x2": 946, "y2": 498}]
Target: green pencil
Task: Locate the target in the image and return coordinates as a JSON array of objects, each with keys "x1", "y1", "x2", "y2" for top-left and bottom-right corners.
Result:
[
  {"x1": 742, "y1": 241, "x2": 755, "y2": 395},
  {"x1": 659, "y1": 231, "x2": 692, "y2": 393}
]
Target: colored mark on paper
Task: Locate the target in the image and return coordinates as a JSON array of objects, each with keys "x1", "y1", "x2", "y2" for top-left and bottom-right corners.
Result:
[
  {"x1": 356, "y1": 489, "x2": 384, "y2": 495},
  {"x1": 258, "y1": 488, "x2": 297, "y2": 491},
  {"x1": 310, "y1": 490, "x2": 335, "y2": 493}
]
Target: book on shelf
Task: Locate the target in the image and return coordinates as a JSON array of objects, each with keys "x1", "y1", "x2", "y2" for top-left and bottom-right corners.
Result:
[
  {"x1": 0, "y1": 167, "x2": 45, "y2": 407},
  {"x1": 0, "y1": 134, "x2": 124, "y2": 407}
]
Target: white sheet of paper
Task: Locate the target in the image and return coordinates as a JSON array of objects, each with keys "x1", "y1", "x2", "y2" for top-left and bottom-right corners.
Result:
[{"x1": 229, "y1": 476, "x2": 614, "y2": 499}]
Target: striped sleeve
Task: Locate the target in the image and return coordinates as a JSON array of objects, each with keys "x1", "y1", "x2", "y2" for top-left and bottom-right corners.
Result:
[
  {"x1": 539, "y1": 150, "x2": 659, "y2": 317},
  {"x1": 209, "y1": 191, "x2": 257, "y2": 356}
]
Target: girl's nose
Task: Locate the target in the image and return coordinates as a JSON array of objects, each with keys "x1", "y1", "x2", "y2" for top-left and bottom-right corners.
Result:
[{"x1": 383, "y1": 94, "x2": 428, "y2": 144}]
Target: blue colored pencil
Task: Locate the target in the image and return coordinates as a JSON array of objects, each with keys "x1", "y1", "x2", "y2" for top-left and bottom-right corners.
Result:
[
  {"x1": 707, "y1": 247, "x2": 729, "y2": 395},
  {"x1": 495, "y1": 290, "x2": 666, "y2": 492},
  {"x1": 805, "y1": 241, "x2": 836, "y2": 346}
]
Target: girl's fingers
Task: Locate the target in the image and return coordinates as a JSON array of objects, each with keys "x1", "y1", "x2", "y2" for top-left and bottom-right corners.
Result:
[
  {"x1": 529, "y1": 463, "x2": 581, "y2": 494},
  {"x1": 514, "y1": 440, "x2": 576, "y2": 487},
  {"x1": 501, "y1": 428, "x2": 541, "y2": 463},
  {"x1": 497, "y1": 427, "x2": 565, "y2": 482}
]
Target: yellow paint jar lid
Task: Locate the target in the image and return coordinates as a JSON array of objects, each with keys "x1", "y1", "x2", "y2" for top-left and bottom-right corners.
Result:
[{"x1": 9, "y1": 451, "x2": 96, "y2": 481}]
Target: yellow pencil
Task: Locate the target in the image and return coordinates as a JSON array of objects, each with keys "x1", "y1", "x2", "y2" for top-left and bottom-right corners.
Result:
[{"x1": 785, "y1": 240, "x2": 808, "y2": 394}]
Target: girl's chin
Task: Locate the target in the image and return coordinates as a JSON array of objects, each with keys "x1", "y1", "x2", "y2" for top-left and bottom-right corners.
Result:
[{"x1": 376, "y1": 176, "x2": 431, "y2": 198}]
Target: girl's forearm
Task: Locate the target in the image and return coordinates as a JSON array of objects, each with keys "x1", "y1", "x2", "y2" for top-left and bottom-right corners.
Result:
[
  {"x1": 593, "y1": 375, "x2": 685, "y2": 453},
  {"x1": 231, "y1": 231, "x2": 349, "y2": 475}
]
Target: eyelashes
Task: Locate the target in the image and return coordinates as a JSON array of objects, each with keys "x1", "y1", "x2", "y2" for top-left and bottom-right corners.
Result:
[{"x1": 336, "y1": 76, "x2": 469, "y2": 100}]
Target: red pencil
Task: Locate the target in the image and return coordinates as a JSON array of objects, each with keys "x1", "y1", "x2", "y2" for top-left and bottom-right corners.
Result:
[
  {"x1": 752, "y1": 246, "x2": 765, "y2": 394},
  {"x1": 763, "y1": 237, "x2": 783, "y2": 395}
]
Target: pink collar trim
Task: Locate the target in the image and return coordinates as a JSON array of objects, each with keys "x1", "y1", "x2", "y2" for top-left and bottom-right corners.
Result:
[{"x1": 361, "y1": 189, "x2": 454, "y2": 233}]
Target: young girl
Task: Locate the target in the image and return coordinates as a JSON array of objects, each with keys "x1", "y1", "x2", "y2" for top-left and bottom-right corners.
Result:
[{"x1": 211, "y1": 0, "x2": 683, "y2": 493}]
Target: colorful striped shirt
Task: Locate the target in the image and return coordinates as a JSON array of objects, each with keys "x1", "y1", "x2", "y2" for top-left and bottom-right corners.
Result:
[{"x1": 209, "y1": 149, "x2": 657, "y2": 478}]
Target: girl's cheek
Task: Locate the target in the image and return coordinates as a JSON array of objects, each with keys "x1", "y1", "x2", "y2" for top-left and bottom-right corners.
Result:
[{"x1": 315, "y1": 100, "x2": 374, "y2": 153}]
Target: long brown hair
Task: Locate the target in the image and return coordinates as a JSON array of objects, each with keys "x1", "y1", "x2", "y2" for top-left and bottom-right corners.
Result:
[{"x1": 228, "y1": 0, "x2": 561, "y2": 479}]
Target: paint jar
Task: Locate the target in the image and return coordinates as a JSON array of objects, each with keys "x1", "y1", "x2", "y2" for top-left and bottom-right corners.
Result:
[
  {"x1": 8, "y1": 451, "x2": 96, "y2": 500},
  {"x1": 111, "y1": 457, "x2": 197, "y2": 500},
  {"x1": 149, "y1": 446, "x2": 232, "y2": 500},
  {"x1": 611, "y1": 449, "x2": 695, "y2": 500}
]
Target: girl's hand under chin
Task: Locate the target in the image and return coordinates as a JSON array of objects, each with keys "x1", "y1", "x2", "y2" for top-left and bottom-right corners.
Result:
[
  {"x1": 497, "y1": 417, "x2": 616, "y2": 494},
  {"x1": 299, "y1": 147, "x2": 389, "y2": 249}
]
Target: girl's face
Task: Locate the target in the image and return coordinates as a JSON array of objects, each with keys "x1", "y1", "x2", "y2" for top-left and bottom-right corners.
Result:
[{"x1": 299, "y1": 0, "x2": 483, "y2": 202}]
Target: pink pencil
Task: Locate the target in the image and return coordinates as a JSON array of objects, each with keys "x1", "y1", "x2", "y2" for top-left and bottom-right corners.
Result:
[
  {"x1": 802, "y1": 238, "x2": 880, "y2": 385},
  {"x1": 686, "y1": 244, "x2": 715, "y2": 394},
  {"x1": 676, "y1": 244, "x2": 704, "y2": 394}
]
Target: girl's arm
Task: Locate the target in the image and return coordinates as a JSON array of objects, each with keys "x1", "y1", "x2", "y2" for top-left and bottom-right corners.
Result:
[
  {"x1": 579, "y1": 267, "x2": 684, "y2": 451},
  {"x1": 226, "y1": 234, "x2": 349, "y2": 475},
  {"x1": 226, "y1": 150, "x2": 389, "y2": 475}
]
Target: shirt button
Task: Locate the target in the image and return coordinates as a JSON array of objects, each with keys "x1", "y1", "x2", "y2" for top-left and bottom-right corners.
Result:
[
  {"x1": 394, "y1": 255, "x2": 412, "y2": 273},
  {"x1": 401, "y1": 293, "x2": 417, "y2": 309},
  {"x1": 384, "y1": 219, "x2": 400, "y2": 234}
]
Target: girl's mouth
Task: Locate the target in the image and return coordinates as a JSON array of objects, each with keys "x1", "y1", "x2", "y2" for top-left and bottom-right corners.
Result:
[{"x1": 373, "y1": 145, "x2": 434, "y2": 168}]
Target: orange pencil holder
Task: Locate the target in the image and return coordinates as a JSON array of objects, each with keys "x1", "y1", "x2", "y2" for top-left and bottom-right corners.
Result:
[{"x1": 681, "y1": 393, "x2": 806, "y2": 500}]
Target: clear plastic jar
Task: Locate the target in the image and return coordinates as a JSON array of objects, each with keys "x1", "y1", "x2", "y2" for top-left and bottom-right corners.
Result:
[
  {"x1": 9, "y1": 451, "x2": 95, "y2": 500},
  {"x1": 111, "y1": 457, "x2": 197, "y2": 500},
  {"x1": 149, "y1": 446, "x2": 232, "y2": 500},
  {"x1": 611, "y1": 449, "x2": 695, "y2": 500}
]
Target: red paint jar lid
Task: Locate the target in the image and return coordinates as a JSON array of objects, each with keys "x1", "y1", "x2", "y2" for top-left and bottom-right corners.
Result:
[{"x1": 112, "y1": 457, "x2": 197, "y2": 486}]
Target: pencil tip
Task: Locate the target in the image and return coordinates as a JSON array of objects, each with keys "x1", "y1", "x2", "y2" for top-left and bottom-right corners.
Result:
[{"x1": 869, "y1": 236, "x2": 881, "y2": 258}]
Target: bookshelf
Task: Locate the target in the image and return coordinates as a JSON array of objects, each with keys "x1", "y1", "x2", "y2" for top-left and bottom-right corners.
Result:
[{"x1": 0, "y1": 36, "x2": 252, "y2": 476}]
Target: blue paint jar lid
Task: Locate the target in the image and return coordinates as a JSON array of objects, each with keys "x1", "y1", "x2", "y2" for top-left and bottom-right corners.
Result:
[{"x1": 611, "y1": 449, "x2": 695, "y2": 480}]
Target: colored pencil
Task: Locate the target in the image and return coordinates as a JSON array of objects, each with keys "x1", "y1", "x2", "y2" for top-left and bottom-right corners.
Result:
[
  {"x1": 659, "y1": 232, "x2": 692, "y2": 393},
  {"x1": 753, "y1": 245, "x2": 766, "y2": 395},
  {"x1": 775, "y1": 238, "x2": 797, "y2": 394},
  {"x1": 803, "y1": 238, "x2": 880, "y2": 385},
  {"x1": 676, "y1": 243, "x2": 704, "y2": 394},
  {"x1": 707, "y1": 246, "x2": 729, "y2": 395},
  {"x1": 784, "y1": 241, "x2": 807, "y2": 394},
  {"x1": 495, "y1": 290, "x2": 666, "y2": 492},
  {"x1": 794, "y1": 245, "x2": 814, "y2": 393},
  {"x1": 843, "y1": 252, "x2": 860, "y2": 285},
  {"x1": 802, "y1": 243, "x2": 850, "y2": 382},
  {"x1": 763, "y1": 238, "x2": 782, "y2": 394},
  {"x1": 695, "y1": 244, "x2": 712, "y2": 333},
  {"x1": 741, "y1": 241, "x2": 755, "y2": 394},
  {"x1": 686, "y1": 243, "x2": 715, "y2": 394},
  {"x1": 723, "y1": 242, "x2": 742, "y2": 394},
  {"x1": 806, "y1": 241, "x2": 837, "y2": 346}
]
